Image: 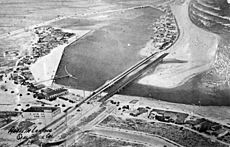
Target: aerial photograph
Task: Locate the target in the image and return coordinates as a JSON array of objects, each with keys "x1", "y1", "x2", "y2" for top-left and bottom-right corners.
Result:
[{"x1": 0, "y1": 0, "x2": 230, "y2": 146}]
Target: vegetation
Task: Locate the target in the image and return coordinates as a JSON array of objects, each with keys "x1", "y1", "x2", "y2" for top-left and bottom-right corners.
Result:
[
  {"x1": 0, "y1": 118, "x2": 13, "y2": 128},
  {"x1": 77, "y1": 107, "x2": 106, "y2": 127},
  {"x1": 4, "y1": 120, "x2": 34, "y2": 131},
  {"x1": 100, "y1": 115, "x2": 228, "y2": 147},
  {"x1": 60, "y1": 126, "x2": 80, "y2": 139},
  {"x1": 71, "y1": 134, "x2": 146, "y2": 147}
]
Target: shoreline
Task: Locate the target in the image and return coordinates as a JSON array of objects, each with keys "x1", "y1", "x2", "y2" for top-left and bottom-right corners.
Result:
[
  {"x1": 30, "y1": 29, "x2": 91, "y2": 86},
  {"x1": 138, "y1": 0, "x2": 220, "y2": 88}
]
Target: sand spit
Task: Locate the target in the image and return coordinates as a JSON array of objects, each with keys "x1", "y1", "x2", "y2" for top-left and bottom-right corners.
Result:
[
  {"x1": 30, "y1": 29, "x2": 91, "y2": 86},
  {"x1": 138, "y1": 0, "x2": 219, "y2": 88}
]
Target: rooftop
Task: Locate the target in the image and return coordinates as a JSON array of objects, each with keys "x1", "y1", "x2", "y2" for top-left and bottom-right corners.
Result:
[
  {"x1": 129, "y1": 99, "x2": 139, "y2": 104},
  {"x1": 24, "y1": 106, "x2": 59, "y2": 112},
  {"x1": 44, "y1": 88, "x2": 68, "y2": 97}
]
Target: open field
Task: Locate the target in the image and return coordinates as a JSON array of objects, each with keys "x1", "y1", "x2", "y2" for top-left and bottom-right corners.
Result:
[
  {"x1": 71, "y1": 133, "x2": 146, "y2": 147},
  {"x1": 0, "y1": 0, "x2": 115, "y2": 35},
  {"x1": 91, "y1": 126, "x2": 177, "y2": 147}
]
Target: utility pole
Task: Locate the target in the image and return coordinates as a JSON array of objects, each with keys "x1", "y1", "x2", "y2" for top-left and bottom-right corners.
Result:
[
  {"x1": 65, "y1": 110, "x2": 68, "y2": 127},
  {"x1": 83, "y1": 90, "x2": 85, "y2": 98}
]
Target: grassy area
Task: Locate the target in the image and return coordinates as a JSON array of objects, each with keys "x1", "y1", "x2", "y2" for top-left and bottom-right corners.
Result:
[
  {"x1": 3, "y1": 120, "x2": 34, "y2": 131},
  {"x1": 71, "y1": 134, "x2": 146, "y2": 147},
  {"x1": 3, "y1": 121, "x2": 18, "y2": 130},
  {"x1": 77, "y1": 107, "x2": 106, "y2": 127},
  {"x1": 0, "y1": 0, "x2": 113, "y2": 34},
  {"x1": 100, "y1": 115, "x2": 228, "y2": 147},
  {"x1": 0, "y1": 118, "x2": 13, "y2": 128},
  {"x1": 60, "y1": 126, "x2": 80, "y2": 139}
]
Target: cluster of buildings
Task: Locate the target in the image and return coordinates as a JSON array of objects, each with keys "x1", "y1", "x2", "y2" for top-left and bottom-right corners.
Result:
[
  {"x1": 10, "y1": 66, "x2": 34, "y2": 85},
  {"x1": 7, "y1": 26, "x2": 76, "y2": 88},
  {"x1": 148, "y1": 109, "x2": 187, "y2": 124},
  {"x1": 148, "y1": 108, "x2": 230, "y2": 143},
  {"x1": 32, "y1": 26, "x2": 74, "y2": 59},
  {"x1": 17, "y1": 56, "x2": 36, "y2": 67},
  {"x1": 111, "y1": 98, "x2": 230, "y2": 145},
  {"x1": 111, "y1": 99, "x2": 150, "y2": 117},
  {"x1": 3, "y1": 50, "x2": 19, "y2": 60},
  {"x1": 28, "y1": 84, "x2": 69, "y2": 101},
  {"x1": 151, "y1": 5, "x2": 178, "y2": 50},
  {"x1": 0, "y1": 26, "x2": 77, "y2": 125},
  {"x1": 8, "y1": 26, "x2": 76, "y2": 98}
]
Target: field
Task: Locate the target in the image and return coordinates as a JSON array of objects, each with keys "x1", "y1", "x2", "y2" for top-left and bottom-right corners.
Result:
[
  {"x1": 0, "y1": 0, "x2": 116, "y2": 35},
  {"x1": 100, "y1": 115, "x2": 228, "y2": 147},
  {"x1": 77, "y1": 106, "x2": 106, "y2": 127},
  {"x1": 0, "y1": 118, "x2": 13, "y2": 129},
  {"x1": 0, "y1": 0, "x2": 115, "y2": 71},
  {"x1": 71, "y1": 134, "x2": 146, "y2": 147}
]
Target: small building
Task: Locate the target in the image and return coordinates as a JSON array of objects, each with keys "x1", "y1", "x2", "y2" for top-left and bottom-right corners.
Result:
[
  {"x1": 41, "y1": 87, "x2": 53, "y2": 93},
  {"x1": 28, "y1": 87, "x2": 37, "y2": 93},
  {"x1": 34, "y1": 84, "x2": 46, "y2": 90},
  {"x1": 23, "y1": 106, "x2": 61, "y2": 121},
  {"x1": 148, "y1": 111, "x2": 158, "y2": 119},
  {"x1": 28, "y1": 84, "x2": 46, "y2": 93},
  {"x1": 22, "y1": 72, "x2": 34, "y2": 80},
  {"x1": 0, "y1": 75, "x2": 3, "y2": 81},
  {"x1": 34, "y1": 93, "x2": 46, "y2": 99},
  {"x1": 129, "y1": 100, "x2": 139, "y2": 110},
  {"x1": 43, "y1": 88, "x2": 68, "y2": 100}
]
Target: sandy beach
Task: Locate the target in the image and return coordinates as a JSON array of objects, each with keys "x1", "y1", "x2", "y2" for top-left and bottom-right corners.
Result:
[
  {"x1": 30, "y1": 29, "x2": 91, "y2": 86},
  {"x1": 138, "y1": 0, "x2": 219, "y2": 88}
]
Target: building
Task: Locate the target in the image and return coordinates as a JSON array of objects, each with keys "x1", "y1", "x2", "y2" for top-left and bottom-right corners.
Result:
[
  {"x1": 28, "y1": 84, "x2": 46, "y2": 93},
  {"x1": 129, "y1": 99, "x2": 140, "y2": 110},
  {"x1": 34, "y1": 84, "x2": 46, "y2": 90},
  {"x1": 43, "y1": 88, "x2": 68, "y2": 100},
  {"x1": 23, "y1": 106, "x2": 61, "y2": 122}
]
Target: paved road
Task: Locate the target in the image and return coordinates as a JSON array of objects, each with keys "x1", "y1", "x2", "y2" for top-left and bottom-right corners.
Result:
[
  {"x1": 62, "y1": 106, "x2": 115, "y2": 146},
  {"x1": 16, "y1": 3, "x2": 177, "y2": 146}
]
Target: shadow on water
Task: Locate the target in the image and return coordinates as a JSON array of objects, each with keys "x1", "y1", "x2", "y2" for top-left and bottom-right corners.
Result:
[
  {"x1": 55, "y1": 7, "x2": 163, "y2": 89},
  {"x1": 55, "y1": 6, "x2": 230, "y2": 106}
]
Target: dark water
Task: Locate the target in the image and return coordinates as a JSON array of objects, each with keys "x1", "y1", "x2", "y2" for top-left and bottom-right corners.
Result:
[
  {"x1": 55, "y1": 7, "x2": 162, "y2": 89},
  {"x1": 55, "y1": 7, "x2": 230, "y2": 106}
]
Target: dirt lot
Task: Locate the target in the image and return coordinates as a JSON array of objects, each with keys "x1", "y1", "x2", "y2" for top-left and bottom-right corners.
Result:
[{"x1": 72, "y1": 134, "x2": 146, "y2": 147}]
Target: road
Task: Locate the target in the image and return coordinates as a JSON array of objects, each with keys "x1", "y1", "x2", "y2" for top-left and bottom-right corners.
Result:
[
  {"x1": 48, "y1": 103, "x2": 98, "y2": 138},
  {"x1": 61, "y1": 106, "x2": 116, "y2": 146},
  {"x1": 16, "y1": 44, "x2": 170, "y2": 147},
  {"x1": 16, "y1": 4, "x2": 177, "y2": 145}
]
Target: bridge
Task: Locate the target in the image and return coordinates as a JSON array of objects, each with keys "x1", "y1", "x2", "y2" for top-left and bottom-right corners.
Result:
[
  {"x1": 17, "y1": 51, "x2": 169, "y2": 146},
  {"x1": 98, "y1": 52, "x2": 168, "y2": 102},
  {"x1": 74, "y1": 51, "x2": 168, "y2": 107}
]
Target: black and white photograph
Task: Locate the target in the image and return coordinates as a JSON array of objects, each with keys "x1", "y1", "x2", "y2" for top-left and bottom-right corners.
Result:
[{"x1": 0, "y1": 0, "x2": 230, "y2": 146}]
